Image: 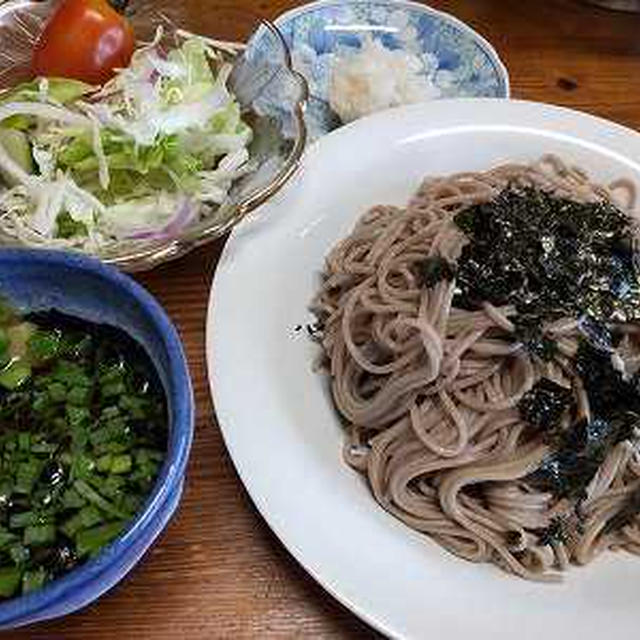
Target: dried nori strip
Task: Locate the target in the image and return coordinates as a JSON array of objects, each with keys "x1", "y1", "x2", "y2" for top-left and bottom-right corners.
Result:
[
  {"x1": 528, "y1": 419, "x2": 609, "y2": 499},
  {"x1": 453, "y1": 188, "x2": 640, "y2": 322},
  {"x1": 577, "y1": 315, "x2": 613, "y2": 352},
  {"x1": 537, "y1": 517, "x2": 569, "y2": 546},
  {"x1": 575, "y1": 340, "x2": 640, "y2": 418},
  {"x1": 528, "y1": 342, "x2": 640, "y2": 499},
  {"x1": 518, "y1": 377, "x2": 573, "y2": 431},
  {"x1": 415, "y1": 256, "x2": 456, "y2": 289},
  {"x1": 513, "y1": 314, "x2": 557, "y2": 361}
]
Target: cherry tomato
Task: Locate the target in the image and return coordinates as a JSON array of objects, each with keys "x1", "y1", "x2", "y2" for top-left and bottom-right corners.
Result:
[{"x1": 32, "y1": 0, "x2": 135, "y2": 86}]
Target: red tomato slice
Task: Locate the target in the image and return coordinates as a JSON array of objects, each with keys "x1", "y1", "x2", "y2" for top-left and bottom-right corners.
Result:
[{"x1": 32, "y1": 0, "x2": 135, "y2": 86}]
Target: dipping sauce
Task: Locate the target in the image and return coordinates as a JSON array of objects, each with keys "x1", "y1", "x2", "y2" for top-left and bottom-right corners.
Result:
[{"x1": 0, "y1": 303, "x2": 166, "y2": 598}]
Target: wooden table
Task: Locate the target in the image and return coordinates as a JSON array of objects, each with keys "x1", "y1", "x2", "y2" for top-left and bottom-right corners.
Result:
[{"x1": 9, "y1": 0, "x2": 640, "y2": 637}]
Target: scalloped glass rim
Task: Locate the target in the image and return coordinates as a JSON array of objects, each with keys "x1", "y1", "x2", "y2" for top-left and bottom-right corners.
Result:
[{"x1": 0, "y1": 1, "x2": 309, "y2": 271}]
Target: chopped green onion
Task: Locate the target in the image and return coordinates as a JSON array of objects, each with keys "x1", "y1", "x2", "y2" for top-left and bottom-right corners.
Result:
[
  {"x1": 94, "y1": 441, "x2": 128, "y2": 455},
  {"x1": 94, "y1": 475, "x2": 124, "y2": 501},
  {"x1": 30, "y1": 442, "x2": 58, "y2": 454},
  {"x1": 0, "y1": 361, "x2": 31, "y2": 390},
  {"x1": 17, "y1": 432, "x2": 29, "y2": 452},
  {"x1": 76, "y1": 521, "x2": 124, "y2": 558},
  {"x1": 90, "y1": 420, "x2": 127, "y2": 446},
  {"x1": 47, "y1": 382, "x2": 66, "y2": 403},
  {"x1": 0, "y1": 328, "x2": 9, "y2": 356},
  {"x1": 9, "y1": 511, "x2": 49, "y2": 530},
  {"x1": 101, "y1": 382, "x2": 126, "y2": 398},
  {"x1": 60, "y1": 505, "x2": 103, "y2": 538},
  {"x1": 53, "y1": 361, "x2": 89, "y2": 387},
  {"x1": 111, "y1": 455, "x2": 132, "y2": 475},
  {"x1": 99, "y1": 366, "x2": 124, "y2": 386},
  {"x1": 0, "y1": 567, "x2": 21, "y2": 597},
  {"x1": 61, "y1": 488, "x2": 85, "y2": 510},
  {"x1": 27, "y1": 330, "x2": 61, "y2": 363},
  {"x1": 70, "y1": 425, "x2": 89, "y2": 451},
  {"x1": 72, "y1": 454, "x2": 95, "y2": 479},
  {"x1": 0, "y1": 529, "x2": 16, "y2": 549},
  {"x1": 23, "y1": 524, "x2": 56, "y2": 546},
  {"x1": 14, "y1": 460, "x2": 42, "y2": 495},
  {"x1": 96, "y1": 454, "x2": 113, "y2": 473},
  {"x1": 73, "y1": 480, "x2": 130, "y2": 520},
  {"x1": 66, "y1": 385, "x2": 90, "y2": 406},
  {"x1": 66, "y1": 406, "x2": 90, "y2": 428},
  {"x1": 119, "y1": 395, "x2": 147, "y2": 419},
  {"x1": 100, "y1": 406, "x2": 120, "y2": 420},
  {"x1": 9, "y1": 543, "x2": 29, "y2": 566}
]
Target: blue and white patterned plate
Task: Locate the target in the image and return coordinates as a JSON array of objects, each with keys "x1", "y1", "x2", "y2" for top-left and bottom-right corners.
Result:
[{"x1": 271, "y1": 0, "x2": 510, "y2": 140}]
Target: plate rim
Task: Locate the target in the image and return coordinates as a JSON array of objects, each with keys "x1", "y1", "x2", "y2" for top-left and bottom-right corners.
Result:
[{"x1": 206, "y1": 98, "x2": 640, "y2": 639}]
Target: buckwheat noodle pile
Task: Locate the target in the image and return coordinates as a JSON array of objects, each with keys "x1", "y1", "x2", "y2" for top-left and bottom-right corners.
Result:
[{"x1": 310, "y1": 155, "x2": 640, "y2": 581}]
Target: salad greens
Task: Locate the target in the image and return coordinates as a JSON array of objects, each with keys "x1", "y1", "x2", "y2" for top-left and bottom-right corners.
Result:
[
  {"x1": 0, "y1": 302, "x2": 167, "y2": 599},
  {"x1": 0, "y1": 31, "x2": 251, "y2": 250}
]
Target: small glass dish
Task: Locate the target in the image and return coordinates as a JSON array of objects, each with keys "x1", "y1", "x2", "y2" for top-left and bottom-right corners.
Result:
[{"x1": 0, "y1": 1, "x2": 308, "y2": 271}]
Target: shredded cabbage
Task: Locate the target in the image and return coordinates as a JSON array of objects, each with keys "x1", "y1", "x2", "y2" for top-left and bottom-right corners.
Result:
[{"x1": 0, "y1": 30, "x2": 251, "y2": 248}]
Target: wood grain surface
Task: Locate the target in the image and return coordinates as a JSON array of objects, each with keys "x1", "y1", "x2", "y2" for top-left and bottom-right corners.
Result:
[{"x1": 8, "y1": 0, "x2": 640, "y2": 638}]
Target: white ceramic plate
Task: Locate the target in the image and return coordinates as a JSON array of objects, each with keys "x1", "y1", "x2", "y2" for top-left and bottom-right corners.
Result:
[{"x1": 207, "y1": 99, "x2": 640, "y2": 640}]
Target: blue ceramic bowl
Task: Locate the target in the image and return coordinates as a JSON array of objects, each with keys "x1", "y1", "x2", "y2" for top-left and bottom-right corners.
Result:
[
  {"x1": 269, "y1": 0, "x2": 510, "y2": 140},
  {"x1": 0, "y1": 249, "x2": 194, "y2": 629}
]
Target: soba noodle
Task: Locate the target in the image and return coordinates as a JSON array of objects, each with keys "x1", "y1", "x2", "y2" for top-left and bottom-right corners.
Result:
[{"x1": 310, "y1": 155, "x2": 640, "y2": 581}]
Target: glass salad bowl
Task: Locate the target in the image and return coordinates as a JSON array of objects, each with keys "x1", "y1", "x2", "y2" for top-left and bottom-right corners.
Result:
[{"x1": 0, "y1": 1, "x2": 308, "y2": 271}]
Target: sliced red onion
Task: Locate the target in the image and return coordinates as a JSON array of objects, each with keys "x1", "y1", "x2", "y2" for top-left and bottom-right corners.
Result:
[{"x1": 126, "y1": 196, "x2": 199, "y2": 241}]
